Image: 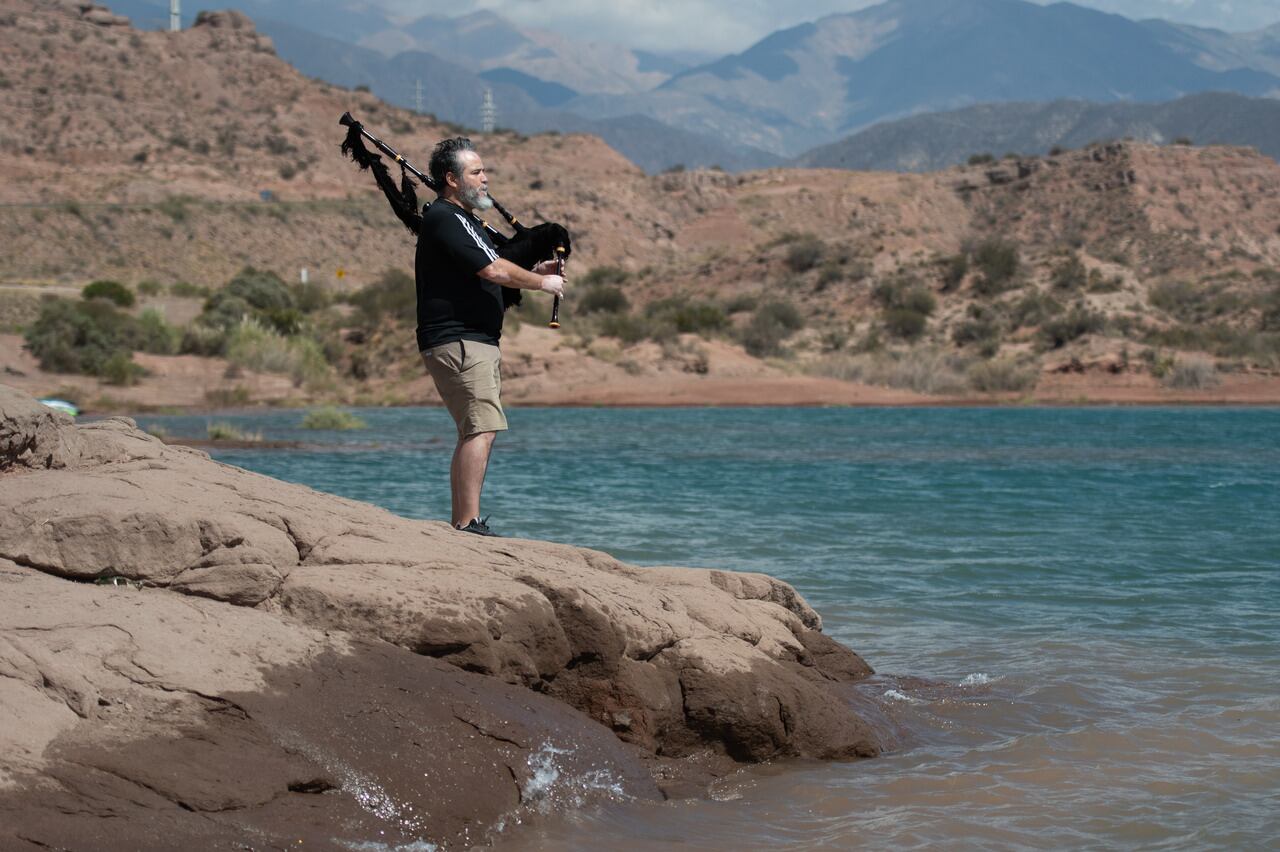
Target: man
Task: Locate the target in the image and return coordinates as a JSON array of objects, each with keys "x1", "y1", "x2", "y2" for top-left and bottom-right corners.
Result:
[{"x1": 416, "y1": 137, "x2": 565, "y2": 537}]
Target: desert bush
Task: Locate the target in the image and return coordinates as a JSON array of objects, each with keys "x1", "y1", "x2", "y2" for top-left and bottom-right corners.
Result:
[
  {"x1": 136, "y1": 279, "x2": 163, "y2": 297},
  {"x1": 170, "y1": 281, "x2": 208, "y2": 298},
  {"x1": 816, "y1": 264, "x2": 844, "y2": 290},
  {"x1": 1040, "y1": 306, "x2": 1105, "y2": 348},
  {"x1": 646, "y1": 298, "x2": 727, "y2": 334},
  {"x1": 82, "y1": 279, "x2": 135, "y2": 307},
  {"x1": 952, "y1": 304, "x2": 1003, "y2": 349},
  {"x1": 348, "y1": 268, "x2": 415, "y2": 326},
  {"x1": 883, "y1": 308, "x2": 928, "y2": 340},
  {"x1": 873, "y1": 274, "x2": 936, "y2": 315},
  {"x1": 1009, "y1": 291, "x2": 1064, "y2": 329},
  {"x1": 24, "y1": 297, "x2": 140, "y2": 376},
  {"x1": 578, "y1": 266, "x2": 630, "y2": 289},
  {"x1": 968, "y1": 153, "x2": 995, "y2": 165},
  {"x1": 740, "y1": 300, "x2": 804, "y2": 357},
  {"x1": 1050, "y1": 254, "x2": 1087, "y2": 292},
  {"x1": 577, "y1": 285, "x2": 629, "y2": 315},
  {"x1": 724, "y1": 294, "x2": 758, "y2": 314},
  {"x1": 810, "y1": 348, "x2": 969, "y2": 395},
  {"x1": 1163, "y1": 356, "x2": 1220, "y2": 389},
  {"x1": 598, "y1": 312, "x2": 669, "y2": 344},
  {"x1": 180, "y1": 322, "x2": 229, "y2": 356},
  {"x1": 206, "y1": 421, "x2": 262, "y2": 441},
  {"x1": 971, "y1": 239, "x2": 1020, "y2": 295},
  {"x1": 301, "y1": 406, "x2": 367, "y2": 430},
  {"x1": 967, "y1": 357, "x2": 1039, "y2": 393},
  {"x1": 940, "y1": 254, "x2": 969, "y2": 291},
  {"x1": 224, "y1": 318, "x2": 331, "y2": 386},
  {"x1": 290, "y1": 280, "x2": 332, "y2": 313},
  {"x1": 784, "y1": 236, "x2": 825, "y2": 273},
  {"x1": 136, "y1": 308, "x2": 180, "y2": 355},
  {"x1": 99, "y1": 351, "x2": 145, "y2": 386}
]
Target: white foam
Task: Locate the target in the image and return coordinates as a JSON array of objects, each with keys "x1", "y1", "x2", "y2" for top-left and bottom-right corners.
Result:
[
  {"x1": 883, "y1": 689, "x2": 923, "y2": 704},
  {"x1": 341, "y1": 842, "x2": 437, "y2": 852},
  {"x1": 961, "y1": 673, "x2": 993, "y2": 686}
]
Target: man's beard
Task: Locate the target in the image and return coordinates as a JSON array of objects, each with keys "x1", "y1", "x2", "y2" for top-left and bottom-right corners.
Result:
[{"x1": 461, "y1": 186, "x2": 494, "y2": 211}]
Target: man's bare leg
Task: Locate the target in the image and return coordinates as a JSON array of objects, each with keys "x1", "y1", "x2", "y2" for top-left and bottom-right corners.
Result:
[{"x1": 451, "y1": 430, "x2": 497, "y2": 527}]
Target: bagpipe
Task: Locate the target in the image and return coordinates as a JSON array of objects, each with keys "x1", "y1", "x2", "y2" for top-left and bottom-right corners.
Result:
[{"x1": 338, "y1": 112, "x2": 568, "y2": 324}]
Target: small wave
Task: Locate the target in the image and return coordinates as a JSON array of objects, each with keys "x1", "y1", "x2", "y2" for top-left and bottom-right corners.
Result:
[
  {"x1": 883, "y1": 689, "x2": 924, "y2": 704},
  {"x1": 960, "y1": 673, "x2": 993, "y2": 686},
  {"x1": 341, "y1": 842, "x2": 437, "y2": 852}
]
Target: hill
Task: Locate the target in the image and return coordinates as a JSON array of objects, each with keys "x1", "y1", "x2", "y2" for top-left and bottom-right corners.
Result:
[
  {"x1": 794, "y1": 92, "x2": 1280, "y2": 172},
  {"x1": 2, "y1": 0, "x2": 1279, "y2": 411}
]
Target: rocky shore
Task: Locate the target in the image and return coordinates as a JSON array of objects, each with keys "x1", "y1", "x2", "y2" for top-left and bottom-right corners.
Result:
[{"x1": 0, "y1": 384, "x2": 880, "y2": 849}]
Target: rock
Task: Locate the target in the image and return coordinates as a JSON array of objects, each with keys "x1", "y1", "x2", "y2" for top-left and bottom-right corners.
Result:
[
  {"x1": 0, "y1": 385, "x2": 82, "y2": 470},
  {"x1": 0, "y1": 384, "x2": 882, "y2": 844},
  {"x1": 193, "y1": 10, "x2": 254, "y2": 30}
]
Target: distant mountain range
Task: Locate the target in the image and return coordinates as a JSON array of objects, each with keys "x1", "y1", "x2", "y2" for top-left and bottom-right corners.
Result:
[
  {"x1": 793, "y1": 91, "x2": 1280, "y2": 171},
  {"x1": 106, "y1": 0, "x2": 1280, "y2": 173},
  {"x1": 570, "y1": 0, "x2": 1280, "y2": 157}
]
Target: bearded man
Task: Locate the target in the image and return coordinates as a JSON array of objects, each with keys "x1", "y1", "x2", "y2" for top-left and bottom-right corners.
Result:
[{"x1": 417, "y1": 137, "x2": 565, "y2": 536}]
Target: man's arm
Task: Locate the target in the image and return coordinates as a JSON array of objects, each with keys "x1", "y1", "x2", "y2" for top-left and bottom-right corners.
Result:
[{"x1": 477, "y1": 258, "x2": 564, "y2": 296}]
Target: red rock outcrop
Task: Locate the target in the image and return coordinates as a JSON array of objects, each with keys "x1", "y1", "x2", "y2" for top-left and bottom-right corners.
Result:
[{"x1": 0, "y1": 384, "x2": 879, "y2": 847}]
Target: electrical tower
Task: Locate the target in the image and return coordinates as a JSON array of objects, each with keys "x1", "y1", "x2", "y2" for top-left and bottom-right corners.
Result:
[
  {"x1": 414, "y1": 79, "x2": 423, "y2": 114},
  {"x1": 169, "y1": 0, "x2": 180, "y2": 31},
  {"x1": 481, "y1": 88, "x2": 496, "y2": 134}
]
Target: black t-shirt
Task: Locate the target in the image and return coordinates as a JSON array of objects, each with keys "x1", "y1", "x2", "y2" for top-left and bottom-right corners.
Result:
[{"x1": 415, "y1": 200, "x2": 504, "y2": 351}]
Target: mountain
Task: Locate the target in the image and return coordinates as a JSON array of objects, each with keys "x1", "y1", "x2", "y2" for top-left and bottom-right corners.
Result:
[
  {"x1": 106, "y1": 0, "x2": 396, "y2": 41},
  {"x1": 361, "y1": 10, "x2": 702, "y2": 96},
  {"x1": 566, "y1": 0, "x2": 1280, "y2": 157},
  {"x1": 794, "y1": 92, "x2": 1280, "y2": 171},
  {"x1": 1140, "y1": 19, "x2": 1280, "y2": 77}
]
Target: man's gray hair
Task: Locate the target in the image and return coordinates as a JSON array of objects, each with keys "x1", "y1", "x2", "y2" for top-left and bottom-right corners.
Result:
[{"x1": 429, "y1": 137, "x2": 476, "y2": 189}]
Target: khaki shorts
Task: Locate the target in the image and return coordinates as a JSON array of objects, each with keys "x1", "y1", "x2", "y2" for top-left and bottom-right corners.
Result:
[{"x1": 421, "y1": 340, "x2": 508, "y2": 438}]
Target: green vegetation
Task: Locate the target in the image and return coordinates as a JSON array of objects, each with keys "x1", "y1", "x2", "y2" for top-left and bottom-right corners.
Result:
[
  {"x1": 24, "y1": 296, "x2": 178, "y2": 379},
  {"x1": 967, "y1": 357, "x2": 1039, "y2": 393},
  {"x1": 784, "y1": 236, "x2": 825, "y2": 273},
  {"x1": 740, "y1": 300, "x2": 804, "y2": 357},
  {"x1": 300, "y1": 406, "x2": 367, "y2": 430},
  {"x1": 348, "y1": 268, "x2": 415, "y2": 328},
  {"x1": 1040, "y1": 306, "x2": 1105, "y2": 349},
  {"x1": 82, "y1": 279, "x2": 134, "y2": 307},
  {"x1": 1050, "y1": 254, "x2": 1087, "y2": 292},
  {"x1": 206, "y1": 422, "x2": 262, "y2": 442},
  {"x1": 971, "y1": 239, "x2": 1021, "y2": 295},
  {"x1": 873, "y1": 274, "x2": 936, "y2": 341},
  {"x1": 577, "y1": 285, "x2": 629, "y2": 315},
  {"x1": 1163, "y1": 357, "x2": 1220, "y2": 389}
]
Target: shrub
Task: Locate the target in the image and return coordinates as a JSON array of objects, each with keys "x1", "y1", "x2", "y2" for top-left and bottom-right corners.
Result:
[
  {"x1": 873, "y1": 275, "x2": 936, "y2": 315},
  {"x1": 224, "y1": 266, "x2": 293, "y2": 312},
  {"x1": 599, "y1": 312, "x2": 662, "y2": 344},
  {"x1": 99, "y1": 351, "x2": 145, "y2": 386},
  {"x1": 646, "y1": 298, "x2": 727, "y2": 334},
  {"x1": 24, "y1": 297, "x2": 138, "y2": 376},
  {"x1": 180, "y1": 322, "x2": 229, "y2": 356},
  {"x1": 1040, "y1": 306, "x2": 1104, "y2": 348},
  {"x1": 1163, "y1": 357, "x2": 1220, "y2": 389},
  {"x1": 940, "y1": 254, "x2": 968, "y2": 291},
  {"x1": 225, "y1": 318, "x2": 331, "y2": 386},
  {"x1": 967, "y1": 358, "x2": 1039, "y2": 392},
  {"x1": 348, "y1": 268, "x2": 415, "y2": 326},
  {"x1": 1009, "y1": 291, "x2": 1064, "y2": 329},
  {"x1": 82, "y1": 280, "x2": 135, "y2": 307},
  {"x1": 952, "y1": 305, "x2": 1003, "y2": 348},
  {"x1": 968, "y1": 153, "x2": 995, "y2": 165},
  {"x1": 883, "y1": 308, "x2": 928, "y2": 340},
  {"x1": 136, "y1": 279, "x2": 163, "y2": 297},
  {"x1": 725, "y1": 294, "x2": 758, "y2": 314},
  {"x1": 301, "y1": 406, "x2": 367, "y2": 430},
  {"x1": 740, "y1": 301, "x2": 804, "y2": 357},
  {"x1": 972, "y1": 239, "x2": 1020, "y2": 295},
  {"x1": 578, "y1": 266, "x2": 630, "y2": 288},
  {"x1": 784, "y1": 236, "x2": 825, "y2": 273},
  {"x1": 170, "y1": 281, "x2": 207, "y2": 298},
  {"x1": 1050, "y1": 254, "x2": 1087, "y2": 292},
  {"x1": 577, "y1": 285, "x2": 629, "y2": 315},
  {"x1": 136, "y1": 308, "x2": 180, "y2": 355},
  {"x1": 206, "y1": 422, "x2": 262, "y2": 441}
]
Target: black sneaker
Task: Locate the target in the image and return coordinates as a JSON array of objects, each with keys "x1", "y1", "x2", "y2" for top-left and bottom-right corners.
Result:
[{"x1": 456, "y1": 516, "x2": 498, "y2": 537}]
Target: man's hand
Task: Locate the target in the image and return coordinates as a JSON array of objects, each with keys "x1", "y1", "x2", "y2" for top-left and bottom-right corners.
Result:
[
  {"x1": 540, "y1": 275, "x2": 565, "y2": 298},
  {"x1": 532, "y1": 259, "x2": 561, "y2": 275}
]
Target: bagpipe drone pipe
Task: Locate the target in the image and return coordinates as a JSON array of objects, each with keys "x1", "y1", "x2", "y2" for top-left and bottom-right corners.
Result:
[{"x1": 338, "y1": 112, "x2": 570, "y2": 317}]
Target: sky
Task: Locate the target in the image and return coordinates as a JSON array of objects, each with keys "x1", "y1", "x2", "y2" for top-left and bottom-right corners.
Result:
[{"x1": 380, "y1": 0, "x2": 1280, "y2": 52}]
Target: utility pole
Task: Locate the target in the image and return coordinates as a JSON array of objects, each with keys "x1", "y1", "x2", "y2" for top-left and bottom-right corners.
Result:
[
  {"x1": 414, "y1": 79, "x2": 423, "y2": 114},
  {"x1": 481, "y1": 88, "x2": 496, "y2": 134},
  {"x1": 169, "y1": 0, "x2": 180, "y2": 31}
]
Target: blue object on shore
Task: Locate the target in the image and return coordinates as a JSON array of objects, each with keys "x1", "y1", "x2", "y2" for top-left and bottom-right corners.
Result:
[{"x1": 38, "y1": 398, "x2": 79, "y2": 417}]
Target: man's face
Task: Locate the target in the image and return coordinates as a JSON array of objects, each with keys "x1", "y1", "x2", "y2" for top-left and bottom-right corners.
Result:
[{"x1": 452, "y1": 150, "x2": 492, "y2": 211}]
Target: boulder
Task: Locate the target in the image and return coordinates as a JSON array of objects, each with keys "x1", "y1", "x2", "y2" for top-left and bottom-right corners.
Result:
[{"x1": 0, "y1": 383, "x2": 881, "y2": 844}]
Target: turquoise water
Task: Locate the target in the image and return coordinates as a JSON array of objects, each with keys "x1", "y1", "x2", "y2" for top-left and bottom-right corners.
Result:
[{"x1": 138, "y1": 406, "x2": 1280, "y2": 849}]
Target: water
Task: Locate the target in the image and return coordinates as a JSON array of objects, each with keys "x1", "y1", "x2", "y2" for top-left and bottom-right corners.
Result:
[{"x1": 136, "y1": 406, "x2": 1280, "y2": 849}]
